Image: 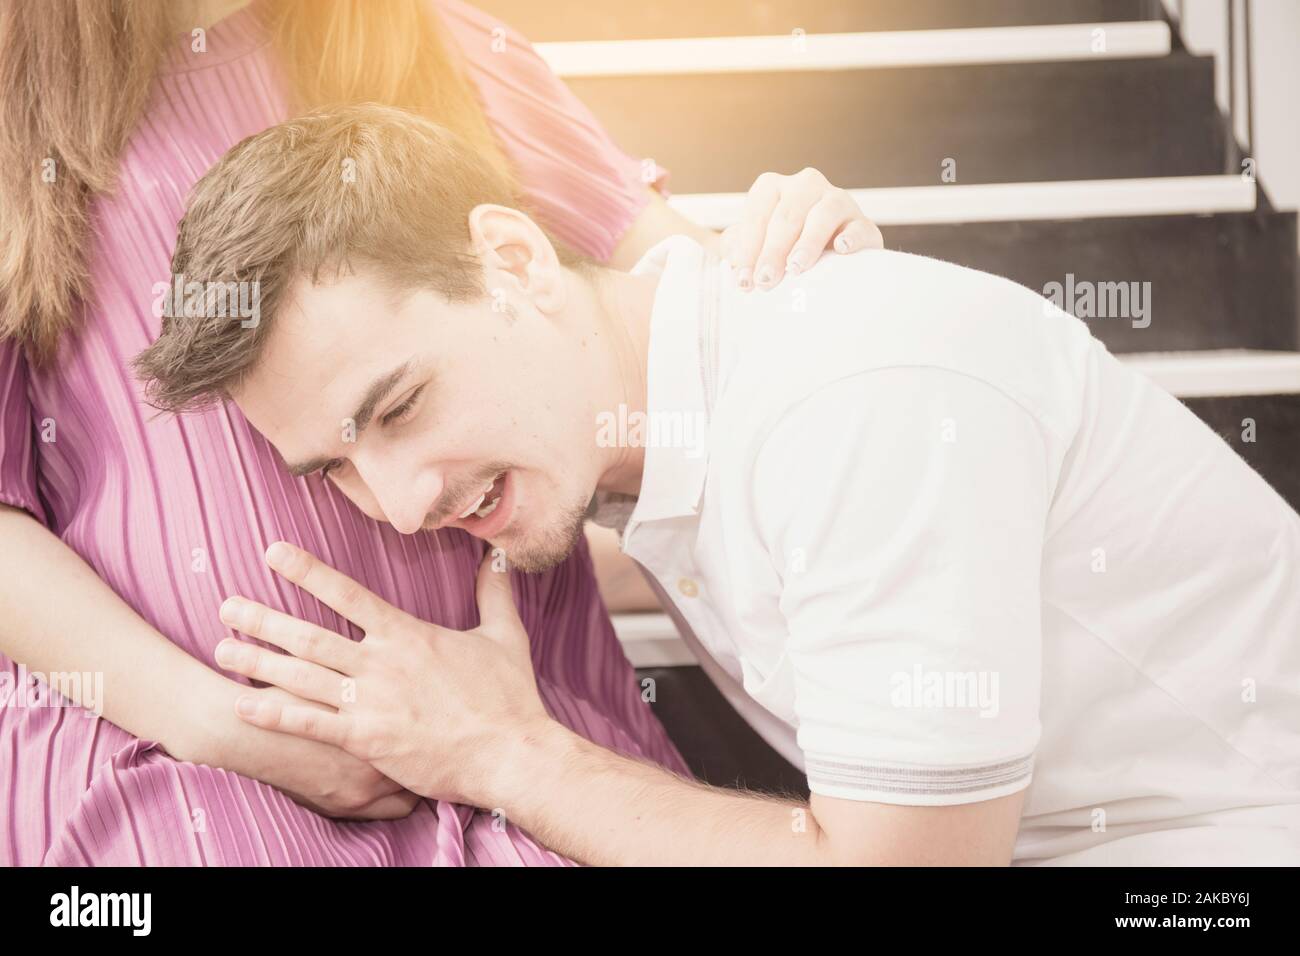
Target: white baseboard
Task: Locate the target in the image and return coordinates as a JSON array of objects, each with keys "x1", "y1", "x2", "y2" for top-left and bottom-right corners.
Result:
[
  {"x1": 1118, "y1": 349, "x2": 1300, "y2": 398},
  {"x1": 537, "y1": 22, "x2": 1171, "y2": 77},
  {"x1": 612, "y1": 612, "x2": 698, "y2": 667},
  {"x1": 670, "y1": 176, "x2": 1257, "y2": 228}
]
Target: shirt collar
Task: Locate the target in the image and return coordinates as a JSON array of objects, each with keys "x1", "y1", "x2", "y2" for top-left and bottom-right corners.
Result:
[{"x1": 589, "y1": 234, "x2": 717, "y2": 533}]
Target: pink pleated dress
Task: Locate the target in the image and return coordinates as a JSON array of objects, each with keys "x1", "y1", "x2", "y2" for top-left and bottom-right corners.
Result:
[{"x1": 0, "y1": 0, "x2": 687, "y2": 866}]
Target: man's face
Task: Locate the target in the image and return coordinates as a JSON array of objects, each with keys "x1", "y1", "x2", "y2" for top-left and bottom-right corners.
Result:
[{"x1": 231, "y1": 268, "x2": 600, "y2": 572}]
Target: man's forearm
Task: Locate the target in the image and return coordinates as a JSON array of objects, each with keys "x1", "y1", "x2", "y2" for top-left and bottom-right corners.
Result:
[
  {"x1": 482, "y1": 719, "x2": 833, "y2": 866},
  {"x1": 0, "y1": 504, "x2": 221, "y2": 762}
]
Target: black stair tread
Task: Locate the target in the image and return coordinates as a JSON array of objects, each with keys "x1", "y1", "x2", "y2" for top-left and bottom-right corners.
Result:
[
  {"x1": 883, "y1": 210, "x2": 1298, "y2": 354},
  {"x1": 1182, "y1": 394, "x2": 1300, "y2": 513},
  {"x1": 567, "y1": 54, "x2": 1222, "y2": 191},
  {"x1": 637, "y1": 665, "x2": 809, "y2": 797},
  {"x1": 477, "y1": 0, "x2": 1162, "y2": 42}
]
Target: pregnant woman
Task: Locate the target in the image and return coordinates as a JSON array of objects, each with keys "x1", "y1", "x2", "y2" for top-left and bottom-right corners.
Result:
[{"x1": 0, "y1": 0, "x2": 879, "y2": 865}]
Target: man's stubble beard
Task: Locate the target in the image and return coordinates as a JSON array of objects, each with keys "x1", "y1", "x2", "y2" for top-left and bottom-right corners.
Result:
[{"x1": 494, "y1": 495, "x2": 590, "y2": 573}]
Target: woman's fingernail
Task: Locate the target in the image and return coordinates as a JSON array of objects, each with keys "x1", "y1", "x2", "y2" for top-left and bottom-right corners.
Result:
[
  {"x1": 736, "y1": 267, "x2": 753, "y2": 291},
  {"x1": 786, "y1": 253, "x2": 805, "y2": 275},
  {"x1": 236, "y1": 696, "x2": 258, "y2": 717},
  {"x1": 755, "y1": 264, "x2": 775, "y2": 287},
  {"x1": 835, "y1": 235, "x2": 854, "y2": 254},
  {"x1": 219, "y1": 596, "x2": 242, "y2": 623}
]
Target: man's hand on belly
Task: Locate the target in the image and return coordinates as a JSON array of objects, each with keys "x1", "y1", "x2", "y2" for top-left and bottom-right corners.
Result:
[{"x1": 209, "y1": 542, "x2": 1023, "y2": 864}]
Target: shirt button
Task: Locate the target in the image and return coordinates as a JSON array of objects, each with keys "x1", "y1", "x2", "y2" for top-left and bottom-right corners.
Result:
[{"x1": 677, "y1": 577, "x2": 699, "y2": 598}]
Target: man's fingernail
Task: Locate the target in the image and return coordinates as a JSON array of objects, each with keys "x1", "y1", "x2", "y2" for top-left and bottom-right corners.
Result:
[
  {"x1": 214, "y1": 640, "x2": 233, "y2": 665},
  {"x1": 736, "y1": 267, "x2": 753, "y2": 290},
  {"x1": 835, "y1": 235, "x2": 853, "y2": 254},
  {"x1": 265, "y1": 541, "x2": 291, "y2": 567},
  {"x1": 236, "y1": 696, "x2": 258, "y2": 717},
  {"x1": 755, "y1": 265, "x2": 775, "y2": 287}
]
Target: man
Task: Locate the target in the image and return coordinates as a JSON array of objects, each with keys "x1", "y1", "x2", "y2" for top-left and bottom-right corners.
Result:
[{"x1": 137, "y1": 104, "x2": 1300, "y2": 865}]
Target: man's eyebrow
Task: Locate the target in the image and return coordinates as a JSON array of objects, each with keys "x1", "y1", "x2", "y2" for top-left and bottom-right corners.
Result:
[
  {"x1": 351, "y1": 361, "x2": 412, "y2": 432},
  {"x1": 286, "y1": 455, "x2": 336, "y2": 479},
  {"x1": 284, "y1": 361, "x2": 413, "y2": 477}
]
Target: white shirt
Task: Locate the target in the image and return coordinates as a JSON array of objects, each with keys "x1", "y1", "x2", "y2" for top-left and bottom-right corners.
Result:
[{"x1": 595, "y1": 235, "x2": 1300, "y2": 864}]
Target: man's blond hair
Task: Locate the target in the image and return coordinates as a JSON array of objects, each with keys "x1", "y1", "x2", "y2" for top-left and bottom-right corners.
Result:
[{"x1": 135, "y1": 103, "x2": 585, "y2": 412}]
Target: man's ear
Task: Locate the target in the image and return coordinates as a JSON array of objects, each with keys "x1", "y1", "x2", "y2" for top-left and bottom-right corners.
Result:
[{"x1": 468, "y1": 204, "x2": 566, "y2": 314}]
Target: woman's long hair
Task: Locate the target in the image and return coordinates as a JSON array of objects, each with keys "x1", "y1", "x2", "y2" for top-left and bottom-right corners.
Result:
[{"x1": 0, "y1": 0, "x2": 511, "y2": 363}]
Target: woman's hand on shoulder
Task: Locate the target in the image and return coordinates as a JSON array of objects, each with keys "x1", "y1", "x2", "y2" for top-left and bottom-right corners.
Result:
[{"x1": 725, "y1": 167, "x2": 883, "y2": 291}]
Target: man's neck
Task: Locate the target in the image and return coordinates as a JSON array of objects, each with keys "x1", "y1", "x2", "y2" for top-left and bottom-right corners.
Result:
[{"x1": 581, "y1": 266, "x2": 660, "y2": 498}]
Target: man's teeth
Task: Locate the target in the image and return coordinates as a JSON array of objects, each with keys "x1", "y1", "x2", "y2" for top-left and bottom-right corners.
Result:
[
  {"x1": 460, "y1": 475, "x2": 503, "y2": 520},
  {"x1": 459, "y1": 491, "x2": 487, "y2": 519}
]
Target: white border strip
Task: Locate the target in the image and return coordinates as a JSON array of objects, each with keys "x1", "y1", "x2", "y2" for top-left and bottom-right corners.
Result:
[
  {"x1": 1118, "y1": 350, "x2": 1300, "y2": 398},
  {"x1": 611, "y1": 612, "x2": 698, "y2": 667},
  {"x1": 669, "y1": 176, "x2": 1256, "y2": 228},
  {"x1": 614, "y1": 352, "x2": 1300, "y2": 667},
  {"x1": 536, "y1": 22, "x2": 1170, "y2": 76}
]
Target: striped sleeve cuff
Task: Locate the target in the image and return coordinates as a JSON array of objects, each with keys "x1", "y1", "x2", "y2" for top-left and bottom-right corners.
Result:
[{"x1": 805, "y1": 752, "x2": 1035, "y2": 806}]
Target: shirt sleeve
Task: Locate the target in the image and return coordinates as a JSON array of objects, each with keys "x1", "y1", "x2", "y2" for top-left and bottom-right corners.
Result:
[
  {"x1": 0, "y1": 339, "x2": 48, "y2": 525},
  {"x1": 432, "y1": 0, "x2": 671, "y2": 263},
  {"x1": 753, "y1": 368, "x2": 1047, "y2": 806}
]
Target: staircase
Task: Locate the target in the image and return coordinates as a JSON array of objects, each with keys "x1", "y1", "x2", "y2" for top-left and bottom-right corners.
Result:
[{"x1": 477, "y1": 0, "x2": 1300, "y2": 796}]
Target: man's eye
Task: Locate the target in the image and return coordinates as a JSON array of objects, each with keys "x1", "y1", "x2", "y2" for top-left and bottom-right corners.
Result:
[{"x1": 382, "y1": 385, "x2": 425, "y2": 426}]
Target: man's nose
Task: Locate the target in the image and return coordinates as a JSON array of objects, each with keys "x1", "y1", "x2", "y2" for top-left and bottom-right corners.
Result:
[{"x1": 353, "y1": 452, "x2": 441, "y2": 536}]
